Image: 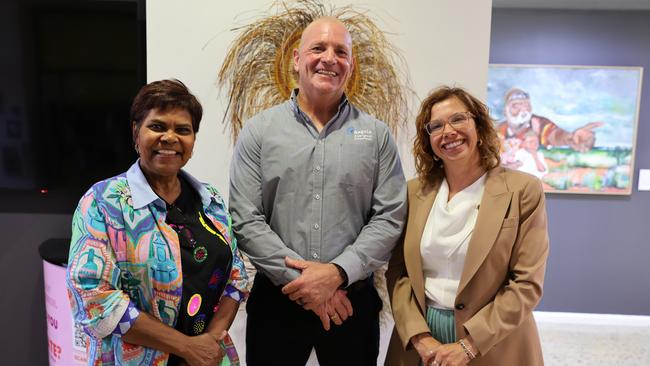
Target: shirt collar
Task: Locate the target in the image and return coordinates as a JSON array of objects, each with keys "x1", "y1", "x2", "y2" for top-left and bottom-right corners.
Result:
[
  {"x1": 289, "y1": 88, "x2": 350, "y2": 131},
  {"x1": 126, "y1": 160, "x2": 221, "y2": 210}
]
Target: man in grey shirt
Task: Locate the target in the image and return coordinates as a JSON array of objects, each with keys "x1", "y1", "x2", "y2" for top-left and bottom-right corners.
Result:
[{"x1": 229, "y1": 16, "x2": 406, "y2": 366}]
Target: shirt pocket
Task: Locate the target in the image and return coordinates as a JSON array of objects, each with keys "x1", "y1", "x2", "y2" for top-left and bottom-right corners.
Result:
[{"x1": 336, "y1": 141, "x2": 376, "y2": 189}]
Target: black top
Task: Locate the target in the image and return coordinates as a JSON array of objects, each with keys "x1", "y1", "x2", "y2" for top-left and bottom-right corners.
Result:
[{"x1": 165, "y1": 176, "x2": 232, "y2": 364}]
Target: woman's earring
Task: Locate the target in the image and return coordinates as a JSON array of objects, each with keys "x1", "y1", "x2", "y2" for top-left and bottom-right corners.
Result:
[
  {"x1": 432, "y1": 154, "x2": 443, "y2": 167},
  {"x1": 134, "y1": 144, "x2": 140, "y2": 155},
  {"x1": 478, "y1": 139, "x2": 483, "y2": 146}
]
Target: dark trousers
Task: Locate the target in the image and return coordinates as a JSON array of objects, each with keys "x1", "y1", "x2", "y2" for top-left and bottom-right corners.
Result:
[{"x1": 245, "y1": 273, "x2": 382, "y2": 366}]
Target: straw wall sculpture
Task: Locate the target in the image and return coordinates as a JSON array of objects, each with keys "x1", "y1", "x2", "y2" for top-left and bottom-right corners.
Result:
[{"x1": 218, "y1": 0, "x2": 410, "y2": 142}]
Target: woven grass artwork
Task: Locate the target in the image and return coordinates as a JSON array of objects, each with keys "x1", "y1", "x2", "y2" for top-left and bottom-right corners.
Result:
[{"x1": 218, "y1": 0, "x2": 410, "y2": 142}]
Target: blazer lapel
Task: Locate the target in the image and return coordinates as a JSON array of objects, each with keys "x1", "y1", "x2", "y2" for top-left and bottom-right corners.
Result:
[
  {"x1": 457, "y1": 168, "x2": 512, "y2": 295},
  {"x1": 404, "y1": 181, "x2": 439, "y2": 312}
]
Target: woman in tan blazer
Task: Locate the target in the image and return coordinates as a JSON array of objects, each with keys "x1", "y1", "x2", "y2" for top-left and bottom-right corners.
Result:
[{"x1": 386, "y1": 86, "x2": 549, "y2": 366}]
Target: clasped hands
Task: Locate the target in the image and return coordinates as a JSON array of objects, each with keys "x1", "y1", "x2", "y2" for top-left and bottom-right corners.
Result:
[
  {"x1": 281, "y1": 257, "x2": 353, "y2": 330},
  {"x1": 411, "y1": 333, "x2": 477, "y2": 366},
  {"x1": 178, "y1": 330, "x2": 227, "y2": 366}
]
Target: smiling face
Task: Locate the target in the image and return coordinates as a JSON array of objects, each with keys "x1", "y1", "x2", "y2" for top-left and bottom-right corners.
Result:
[
  {"x1": 429, "y1": 96, "x2": 481, "y2": 170},
  {"x1": 293, "y1": 17, "x2": 354, "y2": 100},
  {"x1": 134, "y1": 107, "x2": 195, "y2": 181}
]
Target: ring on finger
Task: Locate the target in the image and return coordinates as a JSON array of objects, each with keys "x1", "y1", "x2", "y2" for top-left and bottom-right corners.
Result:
[{"x1": 330, "y1": 313, "x2": 339, "y2": 320}]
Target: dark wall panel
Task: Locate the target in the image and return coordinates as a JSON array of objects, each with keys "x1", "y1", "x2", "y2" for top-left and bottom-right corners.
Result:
[{"x1": 491, "y1": 9, "x2": 650, "y2": 315}]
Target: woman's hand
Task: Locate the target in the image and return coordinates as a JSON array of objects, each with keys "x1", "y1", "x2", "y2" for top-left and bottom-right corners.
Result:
[
  {"x1": 410, "y1": 333, "x2": 441, "y2": 366},
  {"x1": 181, "y1": 330, "x2": 226, "y2": 366},
  {"x1": 428, "y1": 342, "x2": 468, "y2": 366},
  {"x1": 430, "y1": 337, "x2": 477, "y2": 366}
]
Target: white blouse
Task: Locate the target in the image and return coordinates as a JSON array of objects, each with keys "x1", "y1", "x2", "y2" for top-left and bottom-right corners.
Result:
[{"x1": 420, "y1": 174, "x2": 486, "y2": 309}]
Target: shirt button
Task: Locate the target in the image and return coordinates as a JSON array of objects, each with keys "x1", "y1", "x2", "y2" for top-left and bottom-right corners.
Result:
[
  {"x1": 314, "y1": 194, "x2": 321, "y2": 200},
  {"x1": 314, "y1": 165, "x2": 321, "y2": 172},
  {"x1": 313, "y1": 223, "x2": 320, "y2": 230},
  {"x1": 312, "y1": 252, "x2": 319, "y2": 259}
]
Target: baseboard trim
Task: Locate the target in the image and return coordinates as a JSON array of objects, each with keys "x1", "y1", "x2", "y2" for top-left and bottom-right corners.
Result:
[{"x1": 534, "y1": 311, "x2": 650, "y2": 327}]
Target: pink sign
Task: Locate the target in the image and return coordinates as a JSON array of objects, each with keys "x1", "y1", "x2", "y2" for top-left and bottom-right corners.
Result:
[{"x1": 43, "y1": 260, "x2": 88, "y2": 365}]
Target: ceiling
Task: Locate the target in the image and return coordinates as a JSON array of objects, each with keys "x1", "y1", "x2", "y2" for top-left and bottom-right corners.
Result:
[{"x1": 492, "y1": 0, "x2": 650, "y2": 10}]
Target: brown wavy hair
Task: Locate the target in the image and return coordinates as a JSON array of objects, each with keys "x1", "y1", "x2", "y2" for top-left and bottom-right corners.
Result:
[{"x1": 413, "y1": 86, "x2": 501, "y2": 189}]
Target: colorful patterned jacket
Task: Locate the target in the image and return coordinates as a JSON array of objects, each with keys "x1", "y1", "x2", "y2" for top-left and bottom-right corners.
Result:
[{"x1": 66, "y1": 161, "x2": 248, "y2": 365}]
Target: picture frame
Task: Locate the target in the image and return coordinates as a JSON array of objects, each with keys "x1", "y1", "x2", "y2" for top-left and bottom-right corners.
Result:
[{"x1": 488, "y1": 64, "x2": 643, "y2": 195}]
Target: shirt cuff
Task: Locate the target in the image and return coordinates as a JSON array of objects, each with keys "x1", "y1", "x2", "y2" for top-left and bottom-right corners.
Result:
[
  {"x1": 264, "y1": 266, "x2": 301, "y2": 286},
  {"x1": 331, "y1": 250, "x2": 364, "y2": 286},
  {"x1": 111, "y1": 301, "x2": 140, "y2": 337},
  {"x1": 223, "y1": 284, "x2": 248, "y2": 303},
  {"x1": 331, "y1": 263, "x2": 349, "y2": 288}
]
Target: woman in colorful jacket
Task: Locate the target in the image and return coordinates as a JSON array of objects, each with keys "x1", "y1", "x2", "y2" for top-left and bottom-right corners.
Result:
[{"x1": 66, "y1": 79, "x2": 248, "y2": 366}]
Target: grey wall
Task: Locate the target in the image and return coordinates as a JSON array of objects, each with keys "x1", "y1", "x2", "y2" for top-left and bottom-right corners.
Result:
[
  {"x1": 0, "y1": 213, "x2": 71, "y2": 363},
  {"x1": 491, "y1": 9, "x2": 650, "y2": 315}
]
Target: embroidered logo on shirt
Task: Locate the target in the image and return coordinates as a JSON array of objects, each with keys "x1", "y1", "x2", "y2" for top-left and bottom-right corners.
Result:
[{"x1": 347, "y1": 127, "x2": 373, "y2": 141}]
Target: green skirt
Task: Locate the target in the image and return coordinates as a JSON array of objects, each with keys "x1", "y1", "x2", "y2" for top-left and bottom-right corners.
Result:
[{"x1": 426, "y1": 306, "x2": 456, "y2": 344}]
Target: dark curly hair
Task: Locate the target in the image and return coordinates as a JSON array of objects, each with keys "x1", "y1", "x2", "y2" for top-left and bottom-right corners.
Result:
[
  {"x1": 413, "y1": 86, "x2": 501, "y2": 189},
  {"x1": 130, "y1": 79, "x2": 203, "y2": 142}
]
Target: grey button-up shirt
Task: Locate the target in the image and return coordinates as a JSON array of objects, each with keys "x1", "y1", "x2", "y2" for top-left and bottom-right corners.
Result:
[{"x1": 229, "y1": 90, "x2": 407, "y2": 286}]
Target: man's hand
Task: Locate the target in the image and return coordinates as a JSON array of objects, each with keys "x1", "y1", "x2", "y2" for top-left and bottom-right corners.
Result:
[
  {"x1": 312, "y1": 303, "x2": 332, "y2": 331},
  {"x1": 570, "y1": 121, "x2": 604, "y2": 152},
  {"x1": 311, "y1": 290, "x2": 353, "y2": 330},
  {"x1": 281, "y1": 257, "x2": 344, "y2": 309},
  {"x1": 329, "y1": 289, "x2": 353, "y2": 322}
]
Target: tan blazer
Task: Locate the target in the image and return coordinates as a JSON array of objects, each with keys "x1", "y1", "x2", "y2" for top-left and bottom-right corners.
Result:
[{"x1": 385, "y1": 167, "x2": 548, "y2": 366}]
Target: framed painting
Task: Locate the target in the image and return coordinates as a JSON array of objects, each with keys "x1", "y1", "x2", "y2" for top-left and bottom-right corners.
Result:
[{"x1": 488, "y1": 64, "x2": 643, "y2": 195}]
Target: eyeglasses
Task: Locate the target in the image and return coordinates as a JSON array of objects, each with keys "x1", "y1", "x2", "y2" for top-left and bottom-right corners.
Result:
[{"x1": 424, "y1": 111, "x2": 474, "y2": 136}]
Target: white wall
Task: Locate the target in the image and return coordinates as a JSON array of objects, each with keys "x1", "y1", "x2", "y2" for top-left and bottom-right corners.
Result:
[
  {"x1": 147, "y1": 0, "x2": 492, "y2": 193},
  {"x1": 147, "y1": 1, "x2": 492, "y2": 364}
]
